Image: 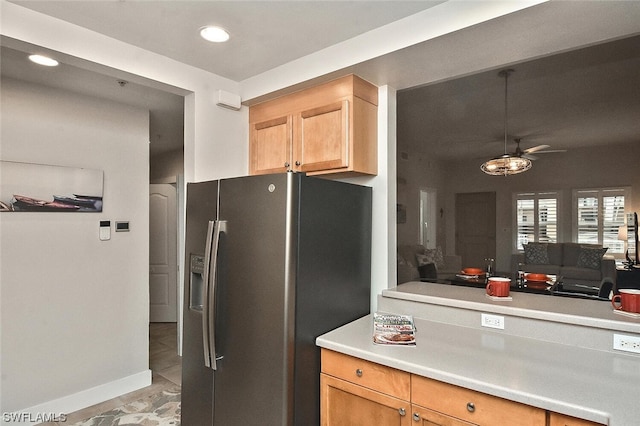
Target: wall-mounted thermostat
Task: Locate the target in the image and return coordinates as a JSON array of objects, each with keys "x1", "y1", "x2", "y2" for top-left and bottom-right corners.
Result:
[
  {"x1": 99, "y1": 220, "x2": 111, "y2": 241},
  {"x1": 115, "y1": 221, "x2": 130, "y2": 232}
]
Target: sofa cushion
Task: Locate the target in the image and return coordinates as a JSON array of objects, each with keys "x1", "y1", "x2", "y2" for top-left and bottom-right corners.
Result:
[
  {"x1": 562, "y1": 243, "x2": 606, "y2": 267},
  {"x1": 397, "y1": 244, "x2": 425, "y2": 268},
  {"x1": 415, "y1": 247, "x2": 445, "y2": 268},
  {"x1": 398, "y1": 263, "x2": 419, "y2": 283},
  {"x1": 418, "y1": 262, "x2": 438, "y2": 280},
  {"x1": 561, "y1": 266, "x2": 603, "y2": 281},
  {"x1": 523, "y1": 264, "x2": 561, "y2": 276},
  {"x1": 547, "y1": 243, "x2": 563, "y2": 266},
  {"x1": 524, "y1": 243, "x2": 549, "y2": 264},
  {"x1": 576, "y1": 246, "x2": 608, "y2": 270},
  {"x1": 562, "y1": 243, "x2": 582, "y2": 266}
]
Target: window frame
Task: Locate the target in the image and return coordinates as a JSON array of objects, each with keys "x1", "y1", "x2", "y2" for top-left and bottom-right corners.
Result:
[
  {"x1": 513, "y1": 191, "x2": 562, "y2": 251},
  {"x1": 572, "y1": 187, "x2": 631, "y2": 257}
]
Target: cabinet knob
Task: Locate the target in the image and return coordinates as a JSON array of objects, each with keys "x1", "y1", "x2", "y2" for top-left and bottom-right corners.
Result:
[
  {"x1": 355, "y1": 368, "x2": 363, "y2": 377},
  {"x1": 398, "y1": 408, "x2": 406, "y2": 417},
  {"x1": 412, "y1": 413, "x2": 420, "y2": 422},
  {"x1": 466, "y1": 402, "x2": 475, "y2": 413},
  {"x1": 284, "y1": 162, "x2": 290, "y2": 168},
  {"x1": 295, "y1": 160, "x2": 301, "y2": 166}
]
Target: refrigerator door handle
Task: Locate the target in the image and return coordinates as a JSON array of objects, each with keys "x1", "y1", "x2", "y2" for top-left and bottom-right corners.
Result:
[
  {"x1": 201, "y1": 220, "x2": 215, "y2": 368},
  {"x1": 205, "y1": 219, "x2": 226, "y2": 370}
]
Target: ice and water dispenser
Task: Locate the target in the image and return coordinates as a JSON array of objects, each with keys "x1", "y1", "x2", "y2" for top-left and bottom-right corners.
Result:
[{"x1": 189, "y1": 254, "x2": 204, "y2": 311}]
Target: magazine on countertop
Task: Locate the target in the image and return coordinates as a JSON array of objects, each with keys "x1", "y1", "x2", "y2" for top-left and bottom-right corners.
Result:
[{"x1": 372, "y1": 312, "x2": 416, "y2": 346}]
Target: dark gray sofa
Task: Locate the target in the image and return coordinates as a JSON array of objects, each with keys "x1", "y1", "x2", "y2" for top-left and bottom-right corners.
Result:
[{"x1": 511, "y1": 242, "x2": 616, "y2": 293}]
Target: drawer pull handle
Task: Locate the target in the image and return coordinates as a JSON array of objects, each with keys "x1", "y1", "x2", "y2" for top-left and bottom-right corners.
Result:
[
  {"x1": 355, "y1": 368, "x2": 363, "y2": 377},
  {"x1": 466, "y1": 402, "x2": 475, "y2": 413},
  {"x1": 412, "y1": 413, "x2": 420, "y2": 422},
  {"x1": 398, "y1": 408, "x2": 406, "y2": 417}
]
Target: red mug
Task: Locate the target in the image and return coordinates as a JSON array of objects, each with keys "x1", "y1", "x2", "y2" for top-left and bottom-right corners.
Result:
[
  {"x1": 611, "y1": 289, "x2": 640, "y2": 313},
  {"x1": 486, "y1": 277, "x2": 511, "y2": 297}
]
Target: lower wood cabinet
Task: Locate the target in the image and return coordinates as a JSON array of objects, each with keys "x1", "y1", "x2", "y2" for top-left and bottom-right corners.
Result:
[
  {"x1": 321, "y1": 348, "x2": 411, "y2": 426},
  {"x1": 412, "y1": 375, "x2": 545, "y2": 426},
  {"x1": 321, "y1": 374, "x2": 411, "y2": 426},
  {"x1": 320, "y1": 349, "x2": 604, "y2": 426},
  {"x1": 548, "y1": 412, "x2": 604, "y2": 426},
  {"x1": 411, "y1": 405, "x2": 477, "y2": 425}
]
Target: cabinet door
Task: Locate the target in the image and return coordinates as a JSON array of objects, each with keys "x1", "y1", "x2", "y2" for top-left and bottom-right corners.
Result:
[
  {"x1": 294, "y1": 100, "x2": 349, "y2": 173},
  {"x1": 249, "y1": 115, "x2": 292, "y2": 175},
  {"x1": 321, "y1": 373, "x2": 411, "y2": 426},
  {"x1": 412, "y1": 405, "x2": 478, "y2": 426},
  {"x1": 548, "y1": 412, "x2": 604, "y2": 426}
]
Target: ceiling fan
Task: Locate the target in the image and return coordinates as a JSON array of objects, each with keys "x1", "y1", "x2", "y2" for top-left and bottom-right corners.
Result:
[
  {"x1": 512, "y1": 138, "x2": 567, "y2": 161},
  {"x1": 480, "y1": 69, "x2": 533, "y2": 176}
]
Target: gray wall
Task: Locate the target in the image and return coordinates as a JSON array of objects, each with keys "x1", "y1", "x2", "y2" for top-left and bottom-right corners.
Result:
[
  {"x1": 1, "y1": 78, "x2": 151, "y2": 411},
  {"x1": 398, "y1": 142, "x2": 640, "y2": 272}
]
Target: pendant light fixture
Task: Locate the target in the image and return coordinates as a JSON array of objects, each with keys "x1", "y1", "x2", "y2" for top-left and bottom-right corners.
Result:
[{"x1": 481, "y1": 69, "x2": 532, "y2": 176}]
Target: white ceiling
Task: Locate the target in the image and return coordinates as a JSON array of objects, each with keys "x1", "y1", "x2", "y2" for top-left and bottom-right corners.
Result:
[
  {"x1": 9, "y1": 0, "x2": 443, "y2": 82},
  {"x1": 2, "y1": 1, "x2": 640, "y2": 160},
  {"x1": 3, "y1": 0, "x2": 442, "y2": 156}
]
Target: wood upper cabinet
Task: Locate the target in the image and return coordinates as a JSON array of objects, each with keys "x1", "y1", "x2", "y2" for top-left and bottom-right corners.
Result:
[
  {"x1": 249, "y1": 115, "x2": 292, "y2": 174},
  {"x1": 249, "y1": 75, "x2": 377, "y2": 177}
]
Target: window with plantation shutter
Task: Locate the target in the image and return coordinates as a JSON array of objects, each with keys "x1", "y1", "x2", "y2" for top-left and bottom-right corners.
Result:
[
  {"x1": 573, "y1": 188, "x2": 629, "y2": 255},
  {"x1": 514, "y1": 192, "x2": 559, "y2": 250}
]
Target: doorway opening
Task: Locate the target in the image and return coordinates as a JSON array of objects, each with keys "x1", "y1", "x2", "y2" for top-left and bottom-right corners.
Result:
[{"x1": 420, "y1": 188, "x2": 437, "y2": 249}]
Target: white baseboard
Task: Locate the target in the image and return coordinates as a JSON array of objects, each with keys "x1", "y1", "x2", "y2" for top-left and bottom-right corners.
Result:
[{"x1": 7, "y1": 370, "x2": 152, "y2": 426}]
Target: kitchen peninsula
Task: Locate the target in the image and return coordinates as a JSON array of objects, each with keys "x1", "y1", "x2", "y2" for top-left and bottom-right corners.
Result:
[{"x1": 317, "y1": 281, "x2": 640, "y2": 426}]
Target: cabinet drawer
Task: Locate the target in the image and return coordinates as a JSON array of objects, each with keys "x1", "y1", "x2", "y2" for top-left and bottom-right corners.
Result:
[
  {"x1": 548, "y1": 412, "x2": 605, "y2": 426},
  {"x1": 321, "y1": 349, "x2": 410, "y2": 400},
  {"x1": 412, "y1": 375, "x2": 545, "y2": 426},
  {"x1": 412, "y1": 404, "x2": 477, "y2": 425}
]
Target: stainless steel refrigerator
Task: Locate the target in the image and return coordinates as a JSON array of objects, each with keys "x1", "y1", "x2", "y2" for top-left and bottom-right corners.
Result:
[{"x1": 181, "y1": 172, "x2": 372, "y2": 426}]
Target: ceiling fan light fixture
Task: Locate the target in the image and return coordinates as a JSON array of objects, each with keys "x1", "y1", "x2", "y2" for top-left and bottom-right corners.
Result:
[
  {"x1": 481, "y1": 154, "x2": 532, "y2": 176},
  {"x1": 481, "y1": 68, "x2": 533, "y2": 176}
]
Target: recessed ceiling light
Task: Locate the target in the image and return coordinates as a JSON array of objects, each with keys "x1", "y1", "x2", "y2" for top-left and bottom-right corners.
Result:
[
  {"x1": 200, "y1": 26, "x2": 230, "y2": 43},
  {"x1": 28, "y1": 54, "x2": 59, "y2": 67}
]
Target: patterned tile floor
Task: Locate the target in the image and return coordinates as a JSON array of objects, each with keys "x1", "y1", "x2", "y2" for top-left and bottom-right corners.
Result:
[{"x1": 38, "y1": 323, "x2": 181, "y2": 425}]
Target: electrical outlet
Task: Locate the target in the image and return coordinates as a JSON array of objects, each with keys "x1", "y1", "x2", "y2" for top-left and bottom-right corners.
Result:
[
  {"x1": 613, "y1": 334, "x2": 640, "y2": 354},
  {"x1": 481, "y1": 313, "x2": 504, "y2": 330}
]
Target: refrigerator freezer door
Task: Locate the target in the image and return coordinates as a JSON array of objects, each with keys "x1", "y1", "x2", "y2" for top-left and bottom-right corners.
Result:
[
  {"x1": 181, "y1": 180, "x2": 218, "y2": 426},
  {"x1": 213, "y1": 173, "x2": 293, "y2": 426}
]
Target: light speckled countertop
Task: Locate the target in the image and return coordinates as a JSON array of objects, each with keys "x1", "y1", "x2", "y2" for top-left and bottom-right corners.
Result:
[
  {"x1": 382, "y1": 281, "x2": 640, "y2": 334},
  {"x1": 317, "y1": 282, "x2": 640, "y2": 426}
]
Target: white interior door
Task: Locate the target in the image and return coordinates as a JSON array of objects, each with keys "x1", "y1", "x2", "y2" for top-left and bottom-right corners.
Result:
[
  {"x1": 149, "y1": 184, "x2": 178, "y2": 322},
  {"x1": 420, "y1": 188, "x2": 437, "y2": 249}
]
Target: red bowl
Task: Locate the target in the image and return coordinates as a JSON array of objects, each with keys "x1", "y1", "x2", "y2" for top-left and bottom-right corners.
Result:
[
  {"x1": 525, "y1": 273, "x2": 548, "y2": 282},
  {"x1": 462, "y1": 267, "x2": 484, "y2": 275}
]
